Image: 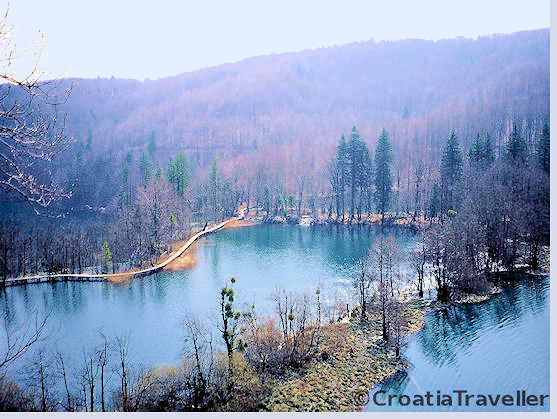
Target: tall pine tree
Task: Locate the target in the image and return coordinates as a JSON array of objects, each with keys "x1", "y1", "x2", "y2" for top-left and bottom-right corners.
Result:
[
  {"x1": 167, "y1": 152, "x2": 190, "y2": 197},
  {"x1": 357, "y1": 137, "x2": 373, "y2": 221},
  {"x1": 347, "y1": 127, "x2": 372, "y2": 221},
  {"x1": 374, "y1": 129, "x2": 393, "y2": 221},
  {"x1": 209, "y1": 160, "x2": 219, "y2": 220},
  {"x1": 537, "y1": 122, "x2": 550, "y2": 174},
  {"x1": 469, "y1": 132, "x2": 495, "y2": 170},
  {"x1": 348, "y1": 127, "x2": 359, "y2": 221},
  {"x1": 468, "y1": 133, "x2": 483, "y2": 167},
  {"x1": 484, "y1": 133, "x2": 495, "y2": 166},
  {"x1": 139, "y1": 152, "x2": 153, "y2": 186},
  {"x1": 440, "y1": 130, "x2": 463, "y2": 213},
  {"x1": 506, "y1": 123, "x2": 528, "y2": 164},
  {"x1": 428, "y1": 181, "x2": 441, "y2": 220},
  {"x1": 336, "y1": 135, "x2": 348, "y2": 221}
]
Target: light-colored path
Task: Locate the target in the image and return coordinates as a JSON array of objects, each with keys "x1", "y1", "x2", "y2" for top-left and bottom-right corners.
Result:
[{"x1": 4, "y1": 209, "x2": 245, "y2": 287}]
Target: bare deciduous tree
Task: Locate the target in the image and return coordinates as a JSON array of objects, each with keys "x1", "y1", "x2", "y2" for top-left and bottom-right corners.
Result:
[
  {"x1": 409, "y1": 233, "x2": 427, "y2": 298},
  {"x1": 0, "y1": 311, "x2": 48, "y2": 374},
  {"x1": 183, "y1": 313, "x2": 215, "y2": 409},
  {"x1": 352, "y1": 255, "x2": 373, "y2": 322},
  {"x1": 0, "y1": 7, "x2": 72, "y2": 210},
  {"x1": 55, "y1": 351, "x2": 75, "y2": 411}
]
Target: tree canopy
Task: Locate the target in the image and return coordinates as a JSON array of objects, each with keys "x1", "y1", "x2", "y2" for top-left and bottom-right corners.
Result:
[{"x1": 374, "y1": 129, "x2": 393, "y2": 219}]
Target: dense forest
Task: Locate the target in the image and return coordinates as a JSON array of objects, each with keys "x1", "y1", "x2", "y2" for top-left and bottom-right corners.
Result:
[
  {"x1": 0, "y1": 17, "x2": 550, "y2": 411},
  {"x1": 0, "y1": 29, "x2": 549, "y2": 282}
]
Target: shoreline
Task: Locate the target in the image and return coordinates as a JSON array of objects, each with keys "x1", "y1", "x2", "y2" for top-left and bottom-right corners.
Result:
[
  {"x1": 265, "y1": 272, "x2": 547, "y2": 412},
  {"x1": 264, "y1": 298, "x2": 428, "y2": 412},
  {"x1": 243, "y1": 210, "x2": 426, "y2": 230},
  {"x1": 2, "y1": 213, "x2": 244, "y2": 287},
  {"x1": 1, "y1": 207, "x2": 427, "y2": 288},
  {"x1": 358, "y1": 273, "x2": 549, "y2": 411}
]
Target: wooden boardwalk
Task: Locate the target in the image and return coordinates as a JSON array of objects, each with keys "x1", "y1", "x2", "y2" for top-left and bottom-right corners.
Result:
[{"x1": 3, "y1": 210, "x2": 244, "y2": 287}]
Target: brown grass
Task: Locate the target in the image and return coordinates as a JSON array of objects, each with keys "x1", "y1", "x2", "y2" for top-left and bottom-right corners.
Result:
[
  {"x1": 164, "y1": 239, "x2": 203, "y2": 271},
  {"x1": 225, "y1": 219, "x2": 258, "y2": 229},
  {"x1": 266, "y1": 303, "x2": 427, "y2": 412},
  {"x1": 107, "y1": 272, "x2": 133, "y2": 283}
]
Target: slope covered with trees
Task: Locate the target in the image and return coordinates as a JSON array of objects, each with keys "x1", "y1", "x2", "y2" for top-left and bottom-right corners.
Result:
[
  {"x1": 0, "y1": 28, "x2": 549, "y2": 284},
  {"x1": 38, "y1": 28, "x2": 549, "y2": 213}
]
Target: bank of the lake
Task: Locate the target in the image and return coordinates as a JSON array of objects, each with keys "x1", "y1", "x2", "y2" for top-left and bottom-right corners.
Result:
[
  {"x1": 364, "y1": 274, "x2": 550, "y2": 412},
  {"x1": 263, "y1": 274, "x2": 534, "y2": 412},
  {"x1": 264, "y1": 299, "x2": 428, "y2": 411},
  {"x1": 245, "y1": 209, "x2": 426, "y2": 230},
  {"x1": 0, "y1": 224, "x2": 548, "y2": 412}
]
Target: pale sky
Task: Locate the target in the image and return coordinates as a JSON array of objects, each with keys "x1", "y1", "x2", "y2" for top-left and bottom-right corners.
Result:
[{"x1": 5, "y1": 0, "x2": 550, "y2": 81}]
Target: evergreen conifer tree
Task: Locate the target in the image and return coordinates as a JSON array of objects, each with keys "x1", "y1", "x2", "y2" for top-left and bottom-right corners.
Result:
[
  {"x1": 139, "y1": 152, "x2": 153, "y2": 186},
  {"x1": 506, "y1": 123, "x2": 528, "y2": 164},
  {"x1": 440, "y1": 130, "x2": 463, "y2": 212},
  {"x1": 336, "y1": 135, "x2": 348, "y2": 221},
  {"x1": 484, "y1": 133, "x2": 495, "y2": 166},
  {"x1": 428, "y1": 182, "x2": 441, "y2": 219},
  {"x1": 167, "y1": 152, "x2": 190, "y2": 196},
  {"x1": 537, "y1": 122, "x2": 550, "y2": 173},
  {"x1": 374, "y1": 129, "x2": 393, "y2": 221},
  {"x1": 468, "y1": 133, "x2": 483, "y2": 165}
]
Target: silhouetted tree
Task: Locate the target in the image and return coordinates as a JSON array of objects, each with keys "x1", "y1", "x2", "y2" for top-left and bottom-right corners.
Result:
[
  {"x1": 374, "y1": 129, "x2": 393, "y2": 221},
  {"x1": 440, "y1": 130, "x2": 463, "y2": 212}
]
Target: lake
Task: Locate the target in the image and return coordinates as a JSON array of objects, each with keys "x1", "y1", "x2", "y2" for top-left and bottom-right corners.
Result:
[
  {"x1": 1, "y1": 224, "x2": 414, "y2": 376},
  {"x1": 0, "y1": 224, "x2": 549, "y2": 412},
  {"x1": 364, "y1": 274, "x2": 550, "y2": 412}
]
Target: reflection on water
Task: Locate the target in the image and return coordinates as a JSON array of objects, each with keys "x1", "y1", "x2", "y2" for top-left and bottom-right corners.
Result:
[
  {"x1": 0, "y1": 224, "x2": 414, "y2": 380},
  {"x1": 0, "y1": 224, "x2": 547, "y2": 412},
  {"x1": 365, "y1": 276, "x2": 550, "y2": 412}
]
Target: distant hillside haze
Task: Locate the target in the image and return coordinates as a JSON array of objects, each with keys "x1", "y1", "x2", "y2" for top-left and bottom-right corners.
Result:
[
  {"x1": 58, "y1": 29, "x2": 548, "y2": 164},
  {"x1": 40, "y1": 28, "x2": 547, "y2": 208}
]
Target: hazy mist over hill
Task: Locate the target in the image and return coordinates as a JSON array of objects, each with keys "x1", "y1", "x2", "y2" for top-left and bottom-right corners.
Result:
[
  {"x1": 55, "y1": 29, "x2": 548, "y2": 168},
  {"x1": 0, "y1": 29, "x2": 549, "y2": 211}
]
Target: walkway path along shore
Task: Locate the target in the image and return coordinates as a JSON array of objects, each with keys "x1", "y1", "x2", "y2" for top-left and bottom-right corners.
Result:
[{"x1": 3, "y1": 209, "x2": 245, "y2": 287}]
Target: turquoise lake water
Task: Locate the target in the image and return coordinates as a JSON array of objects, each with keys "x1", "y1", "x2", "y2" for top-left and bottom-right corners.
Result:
[
  {"x1": 0, "y1": 224, "x2": 549, "y2": 412},
  {"x1": 364, "y1": 275, "x2": 550, "y2": 412},
  {"x1": 1, "y1": 225, "x2": 414, "y2": 372}
]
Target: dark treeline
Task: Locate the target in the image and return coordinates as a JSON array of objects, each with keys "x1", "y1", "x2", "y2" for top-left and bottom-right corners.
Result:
[{"x1": 0, "y1": 120, "x2": 549, "y2": 287}]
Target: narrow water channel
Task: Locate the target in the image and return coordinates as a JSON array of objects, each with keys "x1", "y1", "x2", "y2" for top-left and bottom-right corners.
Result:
[{"x1": 365, "y1": 275, "x2": 550, "y2": 412}]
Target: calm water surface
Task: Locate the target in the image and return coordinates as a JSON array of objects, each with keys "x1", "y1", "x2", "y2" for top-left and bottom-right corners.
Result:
[
  {"x1": 365, "y1": 275, "x2": 550, "y2": 412},
  {"x1": 0, "y1": 225, "x2": 549, "y2": 413},
  {"x1": 1, "y1": 225, "x2": 413, "y2": 375}
]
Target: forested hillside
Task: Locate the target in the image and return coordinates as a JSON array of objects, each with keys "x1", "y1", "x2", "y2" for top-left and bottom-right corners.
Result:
[
  {"x1": 47, "y1": 28, "x2": 549, "y2": 210},
  {"x1": 0, "y1": 28, "x2": 549, "y2": 281}
]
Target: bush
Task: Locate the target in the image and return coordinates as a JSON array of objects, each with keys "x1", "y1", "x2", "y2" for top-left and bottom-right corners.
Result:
[{"x1": 0, "y1": 378, "x2": 35, "y2": 411}]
